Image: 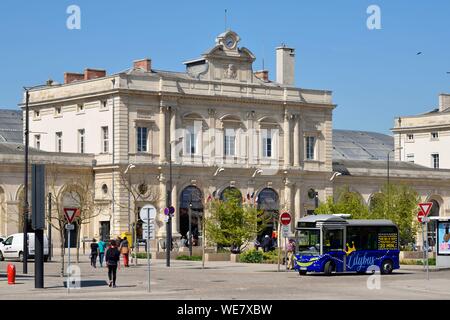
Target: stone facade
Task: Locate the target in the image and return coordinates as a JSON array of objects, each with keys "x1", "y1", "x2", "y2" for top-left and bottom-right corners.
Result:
[
  {"x1": 23, "y1": 30, "x2": 335, "y2": 242},
  {"x1": 392, "y1": 93, "x2": 450, "y2": 169}
]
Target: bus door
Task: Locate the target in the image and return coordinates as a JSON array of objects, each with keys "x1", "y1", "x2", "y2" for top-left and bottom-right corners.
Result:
[{"x1": 322, "y1": 227, "x2": 345, "y2": 272}]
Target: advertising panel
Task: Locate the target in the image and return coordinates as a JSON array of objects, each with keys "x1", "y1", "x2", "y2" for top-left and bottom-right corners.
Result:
[{"x1": 437, "y1": 222, "x2": 450, "y2": 255}]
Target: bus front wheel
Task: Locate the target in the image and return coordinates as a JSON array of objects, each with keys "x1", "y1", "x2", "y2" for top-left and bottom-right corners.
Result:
[
  {"x1": 299, "y1": 270, "x2": 307, "y2": 276},
  {"x1": 381, "y1": 260, "x2": 393, "y2": 274}
]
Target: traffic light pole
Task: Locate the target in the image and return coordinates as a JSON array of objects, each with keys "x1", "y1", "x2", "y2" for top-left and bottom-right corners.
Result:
[
  {"x1": 166, "y1": 106, "x2": 172, "y2": 267},
  {"x1": 23, "y1": 89, "x2": 30, "y2": 274}
]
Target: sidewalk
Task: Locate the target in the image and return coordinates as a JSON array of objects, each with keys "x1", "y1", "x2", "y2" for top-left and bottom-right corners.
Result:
[{"x1": 400, "y1": 264, "x2": 449, "y2": 272}]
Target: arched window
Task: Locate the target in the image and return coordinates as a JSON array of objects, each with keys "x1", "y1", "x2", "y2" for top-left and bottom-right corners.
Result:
[
  {"x1": 219, "y1": 187, "x2": 242, "y2": 203},
  {"x1": 257, "y1": 188, "x2": 279, "y2": 241},
  {"x1": 179, "y1": 186, "x2": 204, "y2": 243}
]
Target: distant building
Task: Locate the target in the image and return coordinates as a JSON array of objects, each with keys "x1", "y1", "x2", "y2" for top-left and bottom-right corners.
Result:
[
  {"x1": 0, "y1": 110, "x2": 22, "y2": 143},
  {"x1": 392, "y1": 94, "x2": 450, "y2": 169}
]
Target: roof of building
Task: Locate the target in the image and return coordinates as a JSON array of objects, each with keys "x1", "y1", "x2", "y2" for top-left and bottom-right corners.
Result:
[
  {"x1": 0, "y1": 109, "x2": 22, "y2": 143},
  {"x1": 333, "y1": 129, "x2": 394, "y2": 161}
]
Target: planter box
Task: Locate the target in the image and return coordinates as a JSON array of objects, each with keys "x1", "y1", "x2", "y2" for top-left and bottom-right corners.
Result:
[
  {"x1": 230, "y1": 253, "x2": 240, "y2": 263},
  {"x1": 205, "y1": 253, "x2": 230, "y2": 262},
  {"x1": 154, "y1": 252, "x2": 179, "y2": 259},
  {"x1": 400, "y1": 251, "x2": 434, "y2": 260}
]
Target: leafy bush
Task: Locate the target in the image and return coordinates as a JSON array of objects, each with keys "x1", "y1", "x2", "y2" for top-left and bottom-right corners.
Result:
[
  {"x1": 262, "y1": 250, "x2": 279, "y2": 263},
  {"x1": 400, "y1": 258, "x2": 436, "y2": 266},
  {"x1": 239, "y1": 249, "x2": 264, "y2": 263},
  {"x1": 131, "y1": 252, "x2": 151, "y2": 259},
  {"x1": 416, "y1": 258, "x2": 436, "y2": 266},
  {"x1": 176, "y1": 255, "x2": 202, "y2": 261}
]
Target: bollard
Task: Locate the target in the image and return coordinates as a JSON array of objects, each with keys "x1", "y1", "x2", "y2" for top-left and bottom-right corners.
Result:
[{"x1": 7, "y1": 264, "x2": 16, "y2": 285}]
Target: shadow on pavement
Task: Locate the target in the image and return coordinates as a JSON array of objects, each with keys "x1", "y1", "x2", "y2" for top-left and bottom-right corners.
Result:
[{"x1": 60, "y1": 280, "x2": 109, "y2": 288}]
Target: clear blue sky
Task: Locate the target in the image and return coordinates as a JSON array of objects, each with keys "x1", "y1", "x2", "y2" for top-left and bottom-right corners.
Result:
[{"x1": 0, "y1": 0, "x2": 449, "y2": 134}]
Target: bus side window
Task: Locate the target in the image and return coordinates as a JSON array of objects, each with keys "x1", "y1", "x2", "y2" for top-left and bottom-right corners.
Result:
[
  {"x1": 361, "y1": 227, "x2": 378, "y2": 250},
  {"x1": 347, "y1": 227, "x2": 361, "y2": 250}
]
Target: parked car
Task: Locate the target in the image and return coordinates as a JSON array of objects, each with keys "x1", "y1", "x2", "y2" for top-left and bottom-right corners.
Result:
[{"x1": 0, "y1": 233, "x2": 49, "y2": 262}]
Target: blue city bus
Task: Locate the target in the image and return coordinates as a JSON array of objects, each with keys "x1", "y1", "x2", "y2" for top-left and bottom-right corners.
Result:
[{"x1": 294, "y1": 215, "x2": 400, "y2": 276}]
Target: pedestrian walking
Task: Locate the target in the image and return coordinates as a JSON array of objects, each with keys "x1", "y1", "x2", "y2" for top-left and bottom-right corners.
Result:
[
  {"x1": 119, "y1": 236, "x2": 130, "y2": 267},
  {"x1": 287, "y1": 239, "x2": 296, "y2": 270},
  {"x1": 98, "y1": 238, "x2": 106, "y2": 267},
  {"x1": 262, "y1": 235, "x2": 271, "y2": 252},
  {"x1": 90, "y1": 238, "x2": 99, "y2": 268},
  {"x1": 105, "y1": 240, "x2": 121, "y2": 288}
]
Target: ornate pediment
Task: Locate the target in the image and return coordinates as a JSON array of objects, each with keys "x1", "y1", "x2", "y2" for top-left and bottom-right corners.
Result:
[{"x1": 185, "y1": 30, "x2": 256, "y2": 83}]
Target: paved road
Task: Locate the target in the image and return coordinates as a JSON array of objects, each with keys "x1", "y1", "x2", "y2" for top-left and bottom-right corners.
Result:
[{"x1": 0, "y1": 256, "x2": 447, "y2": 300}]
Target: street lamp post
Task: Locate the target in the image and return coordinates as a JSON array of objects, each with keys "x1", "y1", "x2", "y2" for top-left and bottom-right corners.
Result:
[
  {"x1": 124, "y1": 163, "x2": 136, "y2": 263},
  {"x1": 188, "y1": 200, "x2": 193, "y2": 257},
  {"x1": 166, "y1": 106, "x2": 173, "y2": 267},
  {"x1": 22, "y1": 89, "x2": 30, "y2": 274},
  {"x1": 387, "y1": 149, "x2": 394, "y2": 218}
]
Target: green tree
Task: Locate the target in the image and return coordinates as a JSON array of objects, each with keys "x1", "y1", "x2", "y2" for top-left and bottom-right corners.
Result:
[
  {"x1": 370, "y1": 183, "x2": 420, "y2": 245},
  {"x1": 315, "y1": 186, "x2": 369, "y2": 218},
  {"x1": 204, "y1": 189, "x2": 268, "y2": 253}
]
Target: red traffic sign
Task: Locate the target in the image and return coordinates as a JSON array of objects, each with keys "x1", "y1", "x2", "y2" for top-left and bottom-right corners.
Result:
[
  {"x1": 280, "y1": 212, "x2": 292, "y2": 226},
  {"x1": 417, "y1": 211, "x2": 425, "y2": 223},
  {"x1": 417, "y1": 202, "x2": 433, "y2": 223},
  {"x1": 63, "y1": 208, "x2": 78, "y2": 224}
]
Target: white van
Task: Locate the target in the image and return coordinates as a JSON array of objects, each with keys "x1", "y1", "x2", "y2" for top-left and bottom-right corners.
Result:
[{"x1": 0, "y1": 233, "x2": 49, "y2": 262}]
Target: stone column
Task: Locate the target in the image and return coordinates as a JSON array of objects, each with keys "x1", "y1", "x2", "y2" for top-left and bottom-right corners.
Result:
[
  {"x1": 171, "y1": 183, "x2": 179, "y2": 236},
  {"x1": 283, "y1": 111, "x2": 291, "y2": 167},
  {"x1": 157, "y1": 173, "x2": 167, "y2": 237},
  {"x1": 294, "y1": 184, "x2": 301, "y2": 232},
  {"x1": 159, "y1": 106, "x2": 167, "y2": 163},
  {"x1": 208, "y1": 108, "x2": 216, "y2": 165},
  {"x1": 293, "y1": 115, "x2": 300, "y2": 167},
  {"x1": 170, "y1": 107, "x2": 177, "y2": 162}
]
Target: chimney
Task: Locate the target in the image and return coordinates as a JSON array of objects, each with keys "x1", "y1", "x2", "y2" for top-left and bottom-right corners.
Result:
[
  {"x1": 133, "y1": 58, "x2": 152, "y2": 72},
  {"x1": 254, "y1": 70, "x2": 269, "y2": 82},
  {"x1": 84, "y1": 68, "x2": 106, "y2": 80},
  {"x1": 276, "y1": 45, "x2": 295, "y2": 86},
  {"x1": 64, "y1": 72, "x2": 84, "y2": 84},
  {"x1": 439, "y1": 94, "x2": 450, "y2": 112}
]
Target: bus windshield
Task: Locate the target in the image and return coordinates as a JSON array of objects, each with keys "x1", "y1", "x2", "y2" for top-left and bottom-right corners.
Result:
[{"x1": 297, "y1": 229, "x2": 320, "y2": 255}]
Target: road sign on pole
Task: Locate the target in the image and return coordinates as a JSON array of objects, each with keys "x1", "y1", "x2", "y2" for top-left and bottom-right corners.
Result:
[
  {"x1": 63, "y1": 208, "x2": 78, "y2": 224},
  {"x1": 419, "y1": 202, "x2": 433, "y2": 217},
  {"x1": 418, "y1": 202, "x2": 433, "y2": 280},
  {"x1": 140, "y1": 205, "x2": 157, "y2": 222},
  {"x1": 280, "y1": 212, "x2": 292, "y2": 226},
  {"x1": 282, "y1": 225, "x2": 289, "y2": 237},
  {"x1": 139, "y1": 204, "x2": 156, "y2": 293}
]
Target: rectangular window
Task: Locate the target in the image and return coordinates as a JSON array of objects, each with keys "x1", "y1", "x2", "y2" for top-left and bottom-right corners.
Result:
[
  {"x1": 432, "y1": 153, "x2": 439, "y2": 169},
  {"x1": 55, "y1": 132, "x2": 62, "y2": 152},
  {"x1": 137, "y1": 127, "x2": 148, "y2": 152},
  {"x1": 101, "y1": 126, "x2": 109, "y2": 153},
  {"x1": 406, "y1": 154, "x2": 414, "y2": 163},
  {"x1": 262, "y1": 129, "x2": 272, "y2": 158},
  {"x1": 224, "y1": 129, "x2": 236, "y2": 156},
  {"x1": 55, "y1": 107, "x2": 61, "y2": 115},
  {"x1": 34, "y1": 110, "x2": 40, "y2": 119},
  {"x1": 34, "y1": 135, "x2": 41, "y2": 150},
  {"x1": 306, "y1": 136, "x2": 316, "y2": 160},
  {"x1": 431, "y1": 132, "x2": 439, "y2": 140},
  {"x1": 78, "y1": 129, "x2": 85, "y2": 153},
  {"x1": 185, "y1": 126, "x2": 196, "y2": 155},
  {"x1": 407, "y1": 134, "x2": 414, "y2": 142},
  {"x1": 101, "y1": 100, "x2": 107, "y2": 109},
  {"x1": 77, "y1": 104, "x2": 84, "y2": 113}
]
